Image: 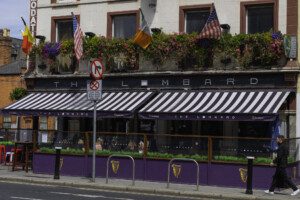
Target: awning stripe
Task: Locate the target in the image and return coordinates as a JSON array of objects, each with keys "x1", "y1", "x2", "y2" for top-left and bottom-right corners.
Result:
[
  {"x1": 139, "y1": 90, "x2": 290, "y2": 115},
  {"x1": 4, "y1": 91, "x2": 154, "y2": 117},
  {"x1": 273, "y1": 92, "x2": 290, "y2": 113}
]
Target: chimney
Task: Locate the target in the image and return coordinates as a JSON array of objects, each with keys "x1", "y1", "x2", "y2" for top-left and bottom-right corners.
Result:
[{"x1": 0, "y1": 28, "x2": 12, "y2": 66}]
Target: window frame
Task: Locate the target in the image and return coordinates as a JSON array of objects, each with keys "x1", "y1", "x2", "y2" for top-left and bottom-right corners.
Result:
[
  {"x1": 3, "y1": 116, "x2": 11, "y2": 129},
  {"x1": 179, "y1": 4, "x2": 212, "y2": 33},
  {"x1": 107, "y1": 10, "x2": 140, "y2": 39},
  {"x1": 240, "y1": 0, "x2": 278, "y2": 34},
  {"x1": 39, "y1": 116, "x2": 48, "y2": 131},
  {"x1": 51, "y1": 15, "x2": 80, "y2": 42}
]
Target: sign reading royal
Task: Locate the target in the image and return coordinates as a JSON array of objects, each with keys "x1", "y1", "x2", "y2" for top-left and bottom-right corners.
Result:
[{"x1": 30, "y1": 0, "x2": 37, "y2": 36}]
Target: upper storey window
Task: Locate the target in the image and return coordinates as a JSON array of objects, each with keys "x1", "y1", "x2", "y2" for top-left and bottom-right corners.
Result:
[
  {"x1": 107, "y1": 11, "x2": 139, "y2": 39},
  {"x1": 113, "y1": 15, "x2": 136, "y2": 38},
  {"x1": 51, "y1": 16, "x2": 79, "y2": 42},
  {"x1": 241, "y1": 0, "x2": 278, "y2": 34},
  {"x1": 247, "y1": 5, "x2": 274, "y2": 33},
  {"x1": 179, "y1": 5, "x2": 211, "y2": 33},
  {"x1": 185, "y1": 10, "x2": 210, "y2": 34},
  {"x1": 56, "y1": 20, "x2": 73, "y2": 41}
]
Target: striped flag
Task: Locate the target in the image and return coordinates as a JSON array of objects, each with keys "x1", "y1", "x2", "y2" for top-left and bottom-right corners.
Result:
[
  {"x1": 133, "y1": 9, "x2": 152, "y2": 49},
  {"x1": 72, "y1": 13, "x2": 83, "y2": 60},
  {"x1": 199, "y1": 4, "x2": 221, "y2": 39},
  {"x1": 21, "y1": 17, "x2": 34, "y2": 55}
]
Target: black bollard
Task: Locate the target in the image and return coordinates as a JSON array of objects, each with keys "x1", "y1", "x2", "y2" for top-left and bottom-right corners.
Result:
[
  {"x1": 245, "y1": 156, "x2": 255, "y2": 194},
  {"x1": 54, "y1": 147, "x2": 62, "y2": 179}
]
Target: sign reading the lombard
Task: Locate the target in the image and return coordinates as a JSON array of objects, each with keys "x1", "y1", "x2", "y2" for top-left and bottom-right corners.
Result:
[{"x1": 30, "y1": 0, "x2": 37, "y2": 36}]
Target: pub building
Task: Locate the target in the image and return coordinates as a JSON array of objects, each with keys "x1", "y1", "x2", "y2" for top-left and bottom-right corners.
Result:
[
  {"x1": 3, "y1": 71, "x2": 298, "y2": 149},
  {"x1": 1, "y1": 0, "x2": 300, "y2": 153}
]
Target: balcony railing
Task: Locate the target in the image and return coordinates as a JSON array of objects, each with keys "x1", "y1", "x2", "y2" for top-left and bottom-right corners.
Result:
[{"x1": 28, "y1": 32, "x2": 295, "y2": 76}]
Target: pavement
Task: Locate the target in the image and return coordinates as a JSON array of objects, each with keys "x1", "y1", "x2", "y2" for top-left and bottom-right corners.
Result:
[{"x1": 0, "y1": 165, "x2": 299, "y2": 200}]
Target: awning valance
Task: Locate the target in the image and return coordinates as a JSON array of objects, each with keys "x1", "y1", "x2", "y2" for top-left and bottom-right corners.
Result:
[
  {"x1": 3, "y1": 91, "x2": 154, "y2": 118},
  {"x1": 139, "y1": 90, "x2": 290, "y2": 121}
]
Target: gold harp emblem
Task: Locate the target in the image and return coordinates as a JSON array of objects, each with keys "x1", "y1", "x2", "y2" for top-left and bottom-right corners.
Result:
[
  {"x1": 239, "y1": 168, "x2": 247, "y2": 183},
  {"x1": 111, "y1": 160, "x2": 120, "y2": 174},
  {"x1": 59, "y1": 158, "x2": 64, "y2": 170},
  {"x1": 172, "y1": 164, "x2": 182, "y2": 178}
]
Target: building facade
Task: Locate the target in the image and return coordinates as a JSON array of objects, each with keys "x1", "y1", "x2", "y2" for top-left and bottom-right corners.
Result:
[{"x1": 3, "y1": 0, "x2": 300, "y2": 153}]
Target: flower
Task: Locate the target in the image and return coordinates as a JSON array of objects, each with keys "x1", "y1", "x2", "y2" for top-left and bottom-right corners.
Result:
[{"x1": 43, "y1": 42, "x2": 61, "y2": 59}]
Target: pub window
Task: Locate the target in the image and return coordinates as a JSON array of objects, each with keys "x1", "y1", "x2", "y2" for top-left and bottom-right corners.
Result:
[
  {"x1": 247, "y1": 4, "x2": 274, "y2": 34},
  {"x1": 39, "y1": 116, "x2": 48, "y2": 130},
  {"x1": 107, "y1": 11, "x2": 139, "y2": 39},
  {"x1": 56, "y1": 19, "x2": 73, "y2": 41},
  {"x1": 179, "y1": 5, "x2": 211, "y2": 33},
  {"x1": 113, "y1": 14, "x2": 136, "y2": 39},
  {"x1": 3, "y1": 116, "x2": 11, "y2": 129},
  {"x1": 185, "y1": 9, "x2": 210, "y2": 34}
]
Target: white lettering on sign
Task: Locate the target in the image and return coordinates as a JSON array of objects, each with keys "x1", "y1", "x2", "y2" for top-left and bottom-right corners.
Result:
[
  {"x1": 183, "y1": 79, "x2": 190, "y2": 86},
  {"x1": 162, "y1": 80, "x2": 169, "y2": 86},
  {"x1": 204, "y1": 79, "x2": 212, "y2": 86},
  {"x1": 227, "y1": 78, "x2": 235, "y2": 85},
  {"x1": 30, "y1": 0, "x2": 37, "y2": 36},
  {"x1": 71, "y1": 82, "x2": 78, "y2": 88},
  {"x1": 121, "y1": 81, "x2": 128, "y2": 87},
  {"x1": 54, "y1": 82, "x2": 59, "y2": 88},
  {"x1": 250, "y1": 78, "x2": 258, "y2": 85}
]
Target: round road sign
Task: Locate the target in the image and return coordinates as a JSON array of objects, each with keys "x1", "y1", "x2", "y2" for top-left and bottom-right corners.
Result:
[
  {"x1": 90, "y1": 80, "x2": 100, "y2": 91},
  {"x1": 90, "y1": 59, "x2": 105, "y2": 80}
]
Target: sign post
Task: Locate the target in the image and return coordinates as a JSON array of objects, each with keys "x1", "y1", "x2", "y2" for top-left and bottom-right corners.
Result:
[{"x1": 88, "y1": 59, "x2": 105, "y2": 182}]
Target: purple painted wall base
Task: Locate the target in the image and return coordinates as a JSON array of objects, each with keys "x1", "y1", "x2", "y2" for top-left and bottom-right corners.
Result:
[{"x1": 33, "y1": 153, "x2": 300, "y2": 189}]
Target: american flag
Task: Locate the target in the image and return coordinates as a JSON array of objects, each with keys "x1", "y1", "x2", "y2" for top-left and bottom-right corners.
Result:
[
  {"x1": 199, "y1": 4, "x2": 221, "y2": 39},
  {"x1": 72, "y1": 13, "x2": 83, "y2": 60}
]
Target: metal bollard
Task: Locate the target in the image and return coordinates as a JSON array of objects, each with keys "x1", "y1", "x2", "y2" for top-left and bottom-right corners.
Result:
[
  {"x1": 54, "y1": 147, "x2": 62, "y2": 179},
  {"x1": 245, "y1": 156, "x2": 255, "y2": 194}
]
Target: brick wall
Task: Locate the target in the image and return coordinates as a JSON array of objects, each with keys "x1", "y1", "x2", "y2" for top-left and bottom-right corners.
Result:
[
  {"x1": 0, "y1": 75, "x2": 24, "y2": 109},
  {"x1": 0, "y1": 36, "x2": 12, "y2": 66}
]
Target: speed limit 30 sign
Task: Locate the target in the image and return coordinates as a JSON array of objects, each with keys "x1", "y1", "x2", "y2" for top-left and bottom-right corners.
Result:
[{"x1": 90, "y1": 59, "x2": 105, "y2": 80}]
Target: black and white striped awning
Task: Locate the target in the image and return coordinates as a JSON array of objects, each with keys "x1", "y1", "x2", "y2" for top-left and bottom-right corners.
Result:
[
  {"x1": 139, "y1": 90, "x2": 290, "y2": 121},
  {"x1": 3, "y1": 91, "x2": 154, "y2": 118}
]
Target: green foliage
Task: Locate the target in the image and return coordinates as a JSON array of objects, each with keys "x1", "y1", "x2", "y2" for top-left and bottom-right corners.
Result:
[
  {"x1": 0, "y1": 141, "x2": 14, "y2": 146},
  {"x1": 10, "y1": 88, "x2": 27, "y2": 101},
  {"x1": 31, "y1": 31, "x2": 285, "y2": 72},
  {"x1": 60, "y1": 39, "x2": 74, "y2": 57},
  {"x1": 38, "y1": 147, "x2": 297, "y2": 165},
  {"x1": 216, "y1": 32, "x2": 283, "y2": 68}
]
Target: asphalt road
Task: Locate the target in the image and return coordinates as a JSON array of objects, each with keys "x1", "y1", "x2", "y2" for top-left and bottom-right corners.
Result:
[{"x1": 0, "y1": 181, "x2": 205, "y2": 200}]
